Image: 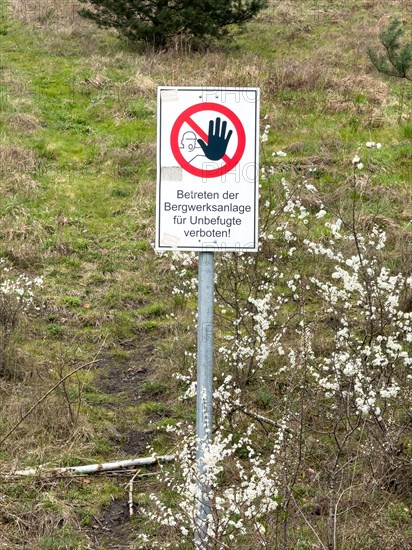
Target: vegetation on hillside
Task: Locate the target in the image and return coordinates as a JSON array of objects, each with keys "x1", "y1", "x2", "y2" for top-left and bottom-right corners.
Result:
[
  {"x1": 0, "y1": 0, "x2": 411, "y2": 548},
  {"x1": 78, "y1": 0, "x2": 268, "y2": 49}
]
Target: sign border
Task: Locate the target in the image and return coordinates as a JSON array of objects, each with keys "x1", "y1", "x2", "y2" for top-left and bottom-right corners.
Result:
[{"x1": 156, "y1": 87, "x2": 260, "y2": 252}]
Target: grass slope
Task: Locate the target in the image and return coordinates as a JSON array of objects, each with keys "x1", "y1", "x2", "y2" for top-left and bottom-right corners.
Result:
[{"x1": 0, "y1": 0, "x2": 411, "y2": 547}]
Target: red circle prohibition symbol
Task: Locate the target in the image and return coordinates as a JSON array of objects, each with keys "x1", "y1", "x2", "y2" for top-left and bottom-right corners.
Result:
[{"x1": 170, "y1": 102, "x2": 246, "y2": 179}]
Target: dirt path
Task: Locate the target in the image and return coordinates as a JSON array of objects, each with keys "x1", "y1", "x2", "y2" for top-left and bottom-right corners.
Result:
[{"x1": 85, "y1": 338, "x2": 167, "y2": 549}]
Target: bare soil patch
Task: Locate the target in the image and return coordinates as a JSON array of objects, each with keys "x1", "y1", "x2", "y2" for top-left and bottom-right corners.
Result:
[
  {"x1": 87, "y1": 340, "x2": 162, "y2": 546},
  {"x1": 96, "y1": 355, "x2": 152, "y2": 405},
  {"x1": 89, "y1": 499, "x2": 134, "y2": 550},
  {"x1": 111, "y1": 429, "x2": 153, "y2": 456}
]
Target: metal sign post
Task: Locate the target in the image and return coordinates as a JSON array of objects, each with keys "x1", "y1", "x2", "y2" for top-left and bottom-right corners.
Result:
[
  {"x1": 156, "y1": 87, "x2": 260, "y2": 549},
  {"x1": 195, "y1": 251, "x2": 214, "y2": 547}
]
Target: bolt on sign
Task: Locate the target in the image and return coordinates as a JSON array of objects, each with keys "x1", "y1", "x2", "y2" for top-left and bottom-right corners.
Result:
[{"x1": 156, "y1": 87, "x2": 260, "y2": 252}]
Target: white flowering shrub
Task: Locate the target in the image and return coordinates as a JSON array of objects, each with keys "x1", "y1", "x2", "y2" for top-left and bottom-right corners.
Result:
[
  {"x1": 146, "y1": 146, "x2": 412, "y2": 549},
  {"x1": 0, "y1": 258, "x2": 42, "y2": 376},
  {"x1": 143, "y1": 374, "x2": 288, "y2": 548},
  {"x1": 149, "y1": 430, "x2": 281, "y2": 547},
  {"x1": 306, "y1": 229, "x2": 412, "y2": 418}
]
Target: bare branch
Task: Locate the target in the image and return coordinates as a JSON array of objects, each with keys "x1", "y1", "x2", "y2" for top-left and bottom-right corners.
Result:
[
  {"x1": 9, "y1": 455, "x2": 175, "y2": 477},
  {"x1": 0, "y1": 359, "x2": 101, "y2": 447}
]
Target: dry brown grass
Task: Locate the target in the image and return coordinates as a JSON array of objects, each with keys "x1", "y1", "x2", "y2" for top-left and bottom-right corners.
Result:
[
  {"x1": 2, "y1": 173, "x2": 40, "y2": 198},
  {"x1": 1, "y1": 70, "x2": 34, "y2": 103},
  {"x1": 0, "y1": 481, "x2": 82, "y2": 548},
  {"x1": 136, "y1": 51, "x2": 269, "y2": 90},
  {"x1": 0, "y1": 146, "x2": 38, "y2": 174},
  {"x1": 133, "y1": 46, "x2": 393, "y2": 123},
  {"x1": 127, "y1": 178, "x2": 156, "y2": 230},
  {"x1": 266, "y1": 58, "x2": 333, "y2": 95},
  {"x1": 4, "y1": 113, "x2": 42, "y2": 133},
  {"x1": 0, "y1": 146, "x2": 41, "y2": 200},
  {"x1": 116, "y1": 72, "x2": 157, "y2": 98},
  {"x1": 0, "y1": 366, "x2": 97, "y2": 461},
  {"x1": 9, "y1": 0, "x2": 84, "y2": 27},
  {"x1": 0, "y1": 205, "x2": 46, "y2": 242},
  {"x1": 2, "y1": 391, "x2": 74, "y2": 451}
]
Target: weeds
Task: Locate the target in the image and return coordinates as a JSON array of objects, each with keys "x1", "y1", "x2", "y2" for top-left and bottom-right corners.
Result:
[{"x1": 0, "y1": 0, "x2": 410, "y2": 548}]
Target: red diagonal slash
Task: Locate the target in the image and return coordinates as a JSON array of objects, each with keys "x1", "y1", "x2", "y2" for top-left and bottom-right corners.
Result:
[{"x1": 185, "y1": 116, "x2": 232, "y2": 165}]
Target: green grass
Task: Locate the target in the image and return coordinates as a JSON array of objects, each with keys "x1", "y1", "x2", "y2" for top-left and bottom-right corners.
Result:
[{"x1": 0, "y1": 0, "x2": 411, "y2": 548}]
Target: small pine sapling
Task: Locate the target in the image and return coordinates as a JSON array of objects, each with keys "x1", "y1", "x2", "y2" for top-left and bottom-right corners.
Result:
[
  {"x1": 368, "y1": 18, "x2": 412, "y2": 122},
  {"x1": 368, "y1": 17, "x2": 412, "y2": 81}
]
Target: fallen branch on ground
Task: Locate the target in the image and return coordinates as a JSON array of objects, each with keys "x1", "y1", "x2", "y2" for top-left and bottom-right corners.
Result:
[{"x1": 9, "y1": 455, "x2": 175, "y2": 477}]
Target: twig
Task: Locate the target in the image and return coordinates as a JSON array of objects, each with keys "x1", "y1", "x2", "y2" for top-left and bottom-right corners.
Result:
[
  {"x1": 0, "y1": 359, "x2": 101, "y2": 447},
  {"x1": 290, "y1": 493, "x2": 327, "y2": 550},
  {"x1": 128, "y1": 470, "x2": 140, "y2": 517},
  {"x1": 234, "y1": 406, "x2": 296, "y2": 435}
]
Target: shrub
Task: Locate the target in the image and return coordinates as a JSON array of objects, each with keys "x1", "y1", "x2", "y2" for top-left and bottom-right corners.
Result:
[
  {"x1": 78, "y1": 0, "x2": 268, "y2": 49},
  {"x1": 0, "y1": 259, "x2": 42, "y2": 377},
  {"x1": 145, "y1": 144, "x2": 412, "y2": 549}
]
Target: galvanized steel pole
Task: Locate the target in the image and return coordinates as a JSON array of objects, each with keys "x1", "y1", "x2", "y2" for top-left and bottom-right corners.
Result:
[{"x1": 194, "y1": 251, "x2": 214, "y2": 548}]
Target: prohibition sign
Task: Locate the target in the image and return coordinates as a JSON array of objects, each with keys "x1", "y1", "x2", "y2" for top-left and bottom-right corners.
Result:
[{"x1": 170, "y1": 102, "x2": 246, "y2": 179}]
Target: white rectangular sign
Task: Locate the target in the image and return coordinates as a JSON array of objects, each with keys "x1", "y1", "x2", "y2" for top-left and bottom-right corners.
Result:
[{"x1": 155, "y1": 87, "x2": 260, "y2": 252}]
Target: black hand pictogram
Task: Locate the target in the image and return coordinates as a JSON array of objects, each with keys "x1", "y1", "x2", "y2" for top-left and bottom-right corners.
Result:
[{"x1": 197, "y1": 117, "x2": 233, "y2": 161}]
